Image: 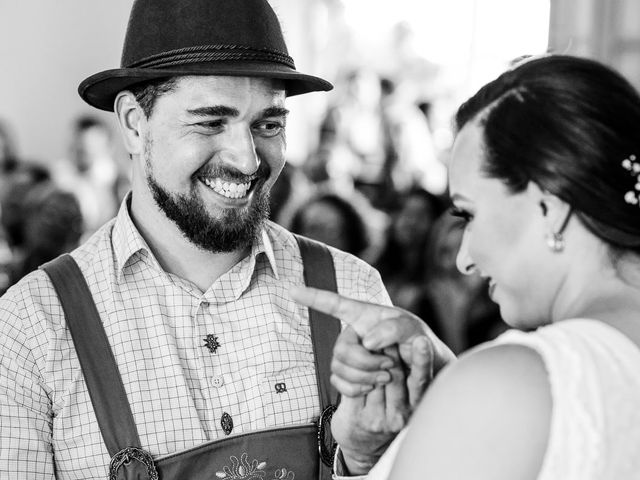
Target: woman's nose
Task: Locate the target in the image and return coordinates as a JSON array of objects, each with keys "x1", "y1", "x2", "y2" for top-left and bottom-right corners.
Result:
[{"x1": 456, "y1": 230, "x2": 476, "y2": 275}]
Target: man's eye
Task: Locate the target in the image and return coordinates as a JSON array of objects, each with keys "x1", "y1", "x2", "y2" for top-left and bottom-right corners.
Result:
[
  {"x1": 254, "y1": 121, "x2": 284, "y2": 137},
  {"x1": 197, "y1": 120, "x2": 225, "y2": 130}
]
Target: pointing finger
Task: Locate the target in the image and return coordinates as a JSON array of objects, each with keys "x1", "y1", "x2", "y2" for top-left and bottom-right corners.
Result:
[{"x1": 289, "y1": 285, "x2": 394, "y2": 335}]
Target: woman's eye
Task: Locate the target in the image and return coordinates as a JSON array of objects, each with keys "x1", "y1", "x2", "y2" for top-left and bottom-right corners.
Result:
[{"x1": 449, "y1": 206, "x2": 473, "y2": 223}]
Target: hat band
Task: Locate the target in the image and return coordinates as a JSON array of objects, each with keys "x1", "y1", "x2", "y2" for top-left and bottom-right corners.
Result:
[{"x1": 126, "y1": 44, "x2": 296, "y2": 70}]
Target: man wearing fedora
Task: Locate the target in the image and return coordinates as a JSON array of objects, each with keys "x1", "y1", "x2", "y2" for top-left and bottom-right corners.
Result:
[{"x1": 0, "y1": 1, "x2": 451, "y2": 479}]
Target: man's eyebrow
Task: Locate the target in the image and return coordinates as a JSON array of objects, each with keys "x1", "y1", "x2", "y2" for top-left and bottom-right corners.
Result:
[
  {"x1": 261, "y1": 106, "x2": 290, "y2": 118},
  {"x1": 186, "y1": 106, "x2": 240, "y2": 117}
]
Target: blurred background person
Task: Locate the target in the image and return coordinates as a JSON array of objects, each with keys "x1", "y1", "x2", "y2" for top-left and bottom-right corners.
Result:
[
  {"x1": 315, "y1": 67, "x2": 388, "y2": 200},
  {"x1": 417, "y1": 212, "x2": 506, "y2": 354},
  {"x1": 377, "y1": 76, "x2": 447, "y2": 202},
  {"x1": 13, "y1": 184, "x2": 84, "y2": 286},
  {"x1": 312, "y1": 68, "x2": 445, "y2": 213},
  {"x1": 289, "y1": 189, "x2": 371, "y2": 259},
  {"x1": 373, "y1": 187, "x2": 445, "y2": 312},
  {"x1": 0, "y1": 119, "x2": 19, "y2": 176},
  {"x1": 52, "y1": 115, "x2": 127, "y2": 236},
  {"x1": 0, "y1": 163, "x2": 83, "y2": 294}
]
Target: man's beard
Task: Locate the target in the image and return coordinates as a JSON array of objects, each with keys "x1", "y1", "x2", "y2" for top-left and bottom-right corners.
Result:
[{"x1": 144, "y1": 143, "x2": 271, "y2": 253}]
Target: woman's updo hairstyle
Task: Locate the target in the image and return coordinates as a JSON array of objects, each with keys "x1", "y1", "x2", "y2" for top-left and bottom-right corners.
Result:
[{"x1": 455, "y1": 54, "x2": 640, "y2": 253}]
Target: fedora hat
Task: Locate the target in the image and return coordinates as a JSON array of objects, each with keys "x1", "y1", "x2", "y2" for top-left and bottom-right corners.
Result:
[{"x1": 78, "y1": 0, "x2": 333, "y2": 111}]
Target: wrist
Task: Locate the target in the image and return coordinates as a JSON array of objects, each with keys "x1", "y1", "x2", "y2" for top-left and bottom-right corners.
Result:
[{"x1": 338, "y1": 445, "x2": 380, "y2": 475}]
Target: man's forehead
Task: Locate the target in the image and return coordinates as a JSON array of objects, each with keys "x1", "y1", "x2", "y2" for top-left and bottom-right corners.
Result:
[{"x1": 174, "y1": 75, "x2": 286, "y2": 96}]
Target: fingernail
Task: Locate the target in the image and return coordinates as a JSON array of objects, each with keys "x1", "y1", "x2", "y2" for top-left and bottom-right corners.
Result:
[
  {"x1": 376, "y1": 372, "x2": 391, "y2": 384},
  {"x1": 418, "y1": 337, "x2": 430, "y2": 352},
  {"x1": 363, "y1": 338, "x2": 381, "y2": 350},
  {"x1": 361, "y1": 384, "x2": 374, "y2": 394},
  {"x1": 380, "y1": 359, "x2": 394, "y2": 369}
]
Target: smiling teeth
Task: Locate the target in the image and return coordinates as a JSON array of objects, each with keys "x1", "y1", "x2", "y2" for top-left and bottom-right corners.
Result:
[{"x1": 203, "y1": 178, "x2": 251, "y2": 198}]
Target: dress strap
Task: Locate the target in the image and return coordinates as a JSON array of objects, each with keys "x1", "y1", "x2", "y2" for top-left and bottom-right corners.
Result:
[{"x1": 40, "y1": 254, "x2": 141, "y2": 456}]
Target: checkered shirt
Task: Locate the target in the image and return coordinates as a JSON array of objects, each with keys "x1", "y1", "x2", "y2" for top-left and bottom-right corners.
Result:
[{"x1": 0, "y1": 197, "x2": 391, "y2": 479}]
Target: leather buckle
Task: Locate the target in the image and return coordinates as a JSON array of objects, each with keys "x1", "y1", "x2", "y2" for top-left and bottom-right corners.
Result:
[{"x1": 108, "y1": 446, "x2": 159, "y2": 480}]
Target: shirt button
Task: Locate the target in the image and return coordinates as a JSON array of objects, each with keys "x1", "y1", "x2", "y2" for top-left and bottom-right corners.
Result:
[
  {"x1": 221, "y1": 411, "x2": 233, "y2": 435},
  {"x1": 211, "y1": 375, "x2": 224, "y2": 388}
]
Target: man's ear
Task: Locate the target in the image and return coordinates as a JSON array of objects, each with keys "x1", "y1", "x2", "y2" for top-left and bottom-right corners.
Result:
[{"x1": 114, "y1": 91, "x2": 145, "y2": 155}]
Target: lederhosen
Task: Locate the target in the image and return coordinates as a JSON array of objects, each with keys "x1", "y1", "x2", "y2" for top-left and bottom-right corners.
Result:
[{"x1": 40, "y1": 235, "x2": 340, "y2": 480}]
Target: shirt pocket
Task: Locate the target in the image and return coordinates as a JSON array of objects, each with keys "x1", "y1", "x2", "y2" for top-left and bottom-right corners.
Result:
[{"x1": 259, "y1": 367, "x2": 320, "y2": 428}]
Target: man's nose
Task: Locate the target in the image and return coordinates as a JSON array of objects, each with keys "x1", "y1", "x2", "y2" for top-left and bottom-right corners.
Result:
[{"x1": 216, "y1": 125, "x2": 260, "y2": 175}]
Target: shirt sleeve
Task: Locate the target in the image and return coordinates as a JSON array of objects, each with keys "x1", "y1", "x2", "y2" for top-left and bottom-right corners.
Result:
[
  {"x1": 331, "y1": 249, "x2": 392, "y2": 307},
  {"x1": 332, "y1": 445, "x2": 368, "y2": 479},
  {"x1": 0, "y1": 294, "x2": 56, "y2": 479},
  {"x1": 333, "y1": 429, "x2": 409, "y2": 480}
]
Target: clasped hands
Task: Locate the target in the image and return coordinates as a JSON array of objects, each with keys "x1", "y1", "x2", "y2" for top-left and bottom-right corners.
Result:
[{"x1": 290, "y1": 285, "x2": 454, "y2": 475}]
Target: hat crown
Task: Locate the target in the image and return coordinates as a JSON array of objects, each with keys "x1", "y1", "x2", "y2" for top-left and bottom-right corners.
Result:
[
  {"x1": 78, "y1": 0, "x2": 332, "y2": 112},
  {"x1": 121, "y1": 0, "x2": 291, "y2": 68}
]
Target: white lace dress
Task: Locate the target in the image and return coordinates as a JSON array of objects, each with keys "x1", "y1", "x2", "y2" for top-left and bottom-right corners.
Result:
[{"x1": 364, "y1": 319, "x2": 640, "y2": 479}]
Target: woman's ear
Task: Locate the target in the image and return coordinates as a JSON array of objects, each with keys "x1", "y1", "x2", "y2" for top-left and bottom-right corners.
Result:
[
  {"x1": 114, "y1": 91, "x2": 145, "y2": 155},
  {"x1": 528, "y1": 183, "x2": 572, "y2": 234}
]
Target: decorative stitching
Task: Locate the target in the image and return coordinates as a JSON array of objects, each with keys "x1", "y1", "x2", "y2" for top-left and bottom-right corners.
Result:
[
  {"x1": 214, "y1": 452, "x2": 296, "y2": 479},
  {"x1": 215, "y1": 453, "x2": 266, "y2": 479}
]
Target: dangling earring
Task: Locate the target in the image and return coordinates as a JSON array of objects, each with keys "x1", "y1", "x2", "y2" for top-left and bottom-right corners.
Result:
[
  {"x1": 545, "y1": 232, "x2": 565, "y2": 252},
  {"x1": 544, "y1": 206, "x2": 573, "y2": 253}
]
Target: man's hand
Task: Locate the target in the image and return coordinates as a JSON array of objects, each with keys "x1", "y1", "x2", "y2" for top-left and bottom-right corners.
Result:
[
  {"x1": 290, "y1": 285, "x2": 455, "y2": 473},
  {"x1": 332, "y1": 339, "x2": 410, "y2": 474}
]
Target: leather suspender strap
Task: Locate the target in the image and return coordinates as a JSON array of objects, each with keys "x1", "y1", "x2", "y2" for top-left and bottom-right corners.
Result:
[
  {"x1": 295, "y1": 235, "x2": 340, "y2": 410},
  {"x1": 41, "y1": 239, "x2": 340, "y2": 479},
  {"x1": 295, "y1": 235, "x2": 341, "y2": 478},
  {"x1": 40, "y1": 254, "x2": 142, "y2": 457}
]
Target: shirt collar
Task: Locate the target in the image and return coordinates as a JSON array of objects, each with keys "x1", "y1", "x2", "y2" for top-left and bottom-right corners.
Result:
[{"x1": 256, "y1": 227, "x2": 280, "y2": 280}]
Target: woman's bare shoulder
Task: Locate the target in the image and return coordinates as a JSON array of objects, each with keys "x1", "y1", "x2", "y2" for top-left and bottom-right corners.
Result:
[{"x1": 389, "y1": 343, "x2": 551, "y2": 480}]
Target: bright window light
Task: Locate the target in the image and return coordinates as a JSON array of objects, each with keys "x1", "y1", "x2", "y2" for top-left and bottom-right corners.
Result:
[{"x1": 343, "y1": 0, "x2": 550, "y2": 97}]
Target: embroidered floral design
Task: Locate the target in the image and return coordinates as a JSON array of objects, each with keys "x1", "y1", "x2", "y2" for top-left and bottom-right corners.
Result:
[
  {"x1": 204, "y1": 334, "x2": 221, "y2": 353},
  {"x1": 215, "y1": 453, "x2": 266, "y2": 479},
  {"x1": 272, "y1": 468, "x2": 295, "y2": 479},
  {"x1": 214, "y1": 453, "x2": 296, "y2": 480}
]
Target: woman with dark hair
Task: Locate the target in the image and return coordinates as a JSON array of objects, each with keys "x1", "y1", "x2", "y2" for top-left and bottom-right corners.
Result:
[
  {"x1": 289, "y1": 190, "x2": 370, "y2": 257},
  {"x1": 293, "y1": 54, "x2": 640, "y2": 479},
  {"x1": 373, "y1": 187, "x2": 444, "y2": 312},
  {"x1": 417, "y1": 212, "x2": 505, "y2": 354}
]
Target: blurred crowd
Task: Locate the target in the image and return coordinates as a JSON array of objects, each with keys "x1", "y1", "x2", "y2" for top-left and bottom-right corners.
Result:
[
  {"x1": 0, "y1": 115, "x2": 129, "y2": 296},
  {"x1": 277, "y1": 67, "x2": 507, "y2": 353},
  {"x1": 0, "y1": 66, "x2": 506, "y2": 354}
]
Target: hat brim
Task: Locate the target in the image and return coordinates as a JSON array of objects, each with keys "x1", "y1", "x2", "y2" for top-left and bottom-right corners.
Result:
[{"x1": 78, "y1": 61, "x2": 333, "y2": 111}]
